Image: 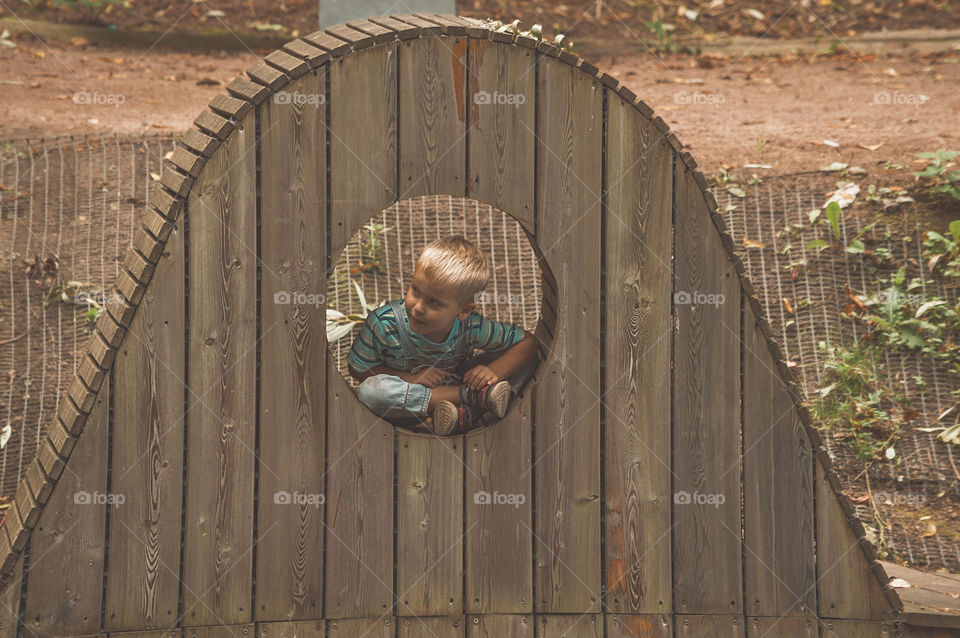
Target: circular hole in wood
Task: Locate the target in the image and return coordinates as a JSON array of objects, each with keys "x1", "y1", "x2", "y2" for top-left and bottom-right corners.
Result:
[{"x1": 325, "y1": 195, "x2": 555, "y2": 436}]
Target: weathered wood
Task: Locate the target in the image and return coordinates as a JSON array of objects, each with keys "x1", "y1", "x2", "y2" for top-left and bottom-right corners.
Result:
[
  {"x1": 821, "y1": 620, "x2": 895, "y2": 638},
  {"x1": 256, "y1": 68, "x2": 327, "y2": 622},
  {"x1": 0, "y1": 556, "x2": 23, "y2": 638},
  {"x1": 467, "y1": 39, "x2": 535, "y2": 231},
  {"x1": 256, "y1": 620, "x2": 323, "y2": 638},
  {"x1": 397, "y1": 434, "x2": 463, "y2": 616},
  {"x1": 182, "y1": 111, "x2": 257, "y2": 625},
  {"x1": 816, "y1": 463, "x2": 891, "y2": 620},
  {"x1": 745, "y1": 617, "x2": 816, "y2": 637},
  {"x1": 464, "y1": 39, "x2": 534, "y2": 619},
  {"x1": 674, "y1": 616, "x2": 744, "y2": 637},
  {"x1": 397, "y1": 616, "x2": 465, "y2": 637},
  {"x1": 743, "y1": 302, "x2": 816, "y2": 618},
  {"x1": 533, "y1": 50, "x2": 603, "y2": 614},
  {"x1": 324, "y1": 40, "x2": 397, "y2": 619},
  {"x1": 606, "y1": 614, "x2": 672, "y2": 637},
  {"x1": 467, "y1": 614, "x2": 533, "y2": 637},
  {"x1": 24, "y1": 377, "x2": 109, "y2": 636},
  {"x1": 399, "y1": 34, "x2": 466, "y2": 198},
  {"x1": 104, "y1": 222, "x2": 184, "y2": 630},
  {"x1": 539, "y1": 614, "x2": 604, "y2": 638},
  {"x1": 672, "y1": 163, "x2": 742, "y2": 614},
  {"x1": 108, "y1": 631, "x2": 180, "y2": 638},
  {"x1": 326, "y1": 618, "x2": 392, "y2": 637},
  {"x1": 603, "y1": 87, "x2": 673, "y2": 615},
  {"x1": 183, "y1": 624, "x2": 254, "y2": 638}
]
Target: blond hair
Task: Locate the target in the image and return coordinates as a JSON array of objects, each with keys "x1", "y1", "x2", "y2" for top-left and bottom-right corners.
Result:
[{"x1": 415, "y1": 235, "x2": 488, "y2": 308}]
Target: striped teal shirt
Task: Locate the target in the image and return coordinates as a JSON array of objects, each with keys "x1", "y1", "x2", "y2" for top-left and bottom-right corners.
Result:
[{"x1": 347, "y1": 299, "x2": 525, "y2": 374}]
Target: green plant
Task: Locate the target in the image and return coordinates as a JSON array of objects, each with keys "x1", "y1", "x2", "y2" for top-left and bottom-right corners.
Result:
[
  {"x1": 807, "y1": 201, "x2": 865, "y2": 254},
  {"x1": 326, "y1": 279, "x2": 379, "y2": 343},
  {"x1": 810, "y1": 341, "x2": 908, "y2": 463},
  {"x1": 914, "y1": 149, "x2": 960, "y2": 201},
  {"x1": 644, "y1": 19, "x2": 677, "y2": 54},
  {"x1": 358, "y1": 222, "x2": 392, "y2": 273},
  {"x1": 923, "y1": 220, "x2": 960, "y2": 277}
]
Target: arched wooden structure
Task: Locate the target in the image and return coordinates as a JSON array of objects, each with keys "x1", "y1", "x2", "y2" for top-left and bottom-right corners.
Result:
[{"x1": 0, "y1": 13, "x2": 942, "y2": 638}]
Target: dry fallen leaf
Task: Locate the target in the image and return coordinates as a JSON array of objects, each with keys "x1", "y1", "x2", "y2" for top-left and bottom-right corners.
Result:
[
  {"x1": 70, "y1": 36, "x2": 89, "y2": 47},
  {"x1": 857, "y1": 143, "x2": 883, "y2": 151},
  {"x1": 783, "y1": 298, "x2": 794, "y2": 314},
  {"x1": 743, "y1": 238, "x2": 765, "y2": 249},
  {"x1": 921, "y1": 521, "x2": 937, "y2": 537}
]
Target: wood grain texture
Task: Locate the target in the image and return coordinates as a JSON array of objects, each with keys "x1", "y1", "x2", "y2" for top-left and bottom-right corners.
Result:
[
  {"x1": 0, "y1": 557, "x2": 23, "y2": 638},
  {"x1": 672, "y1": 163, "x2": 742, "y2": 614},
  {"x1": 184, "y1": 624, "x2": 254, "y2": 638},
  {"x1": 467, "y1": 39, "x2": 535, "y2": 231},
  {"x1": 396, "y1": 434, "x2": 463, "y2": 616},
  {"x1": 467, "y1": 614, "x2": 533, "y2": 637},
  {"x1": 257, "y1": 67, "x2": 327, "y2": 622},
  {"x1": 182, "y1": 111, "x2": 257, "y2": 625},
  {"x1": 399, "y1": 34, "x2": 466, "y2": 198},
  {"x1": 822, "y1": 620, "x2": 895, "y2": 638},
  {"x1": 397, "y1": 615, "x2": 465, "y2": 637},
  {"x1": 742, "y1": 303, "x2": 816, "y2": 618},
  {"x1": 105, "y1": 223, "x2": 185, "y2": 630},
  {"x1": 324, "y1": 40, "x2": 397, "y2": 619},
  {"x1": 538, "y1": 614, "x2": 604, "y2": 638},
  {"x1": 674, "y1": 615, "x2": 744, "y2": 638},
  {"x1": 816, "y1": 464, "x2": 890, "y2": 620},
  {"x1": 606, "y1": 614, "x2": 672, "y2": 638},
  {"x1": 603, "y1": 89, "x2": 673, "y2": 615},
  {"x1": 256, "y1": 620, "x2": 324, "y2": 638},
  {"x1": 745, "y1": 616, "x2": 817, "y2": 637},
  {"x1": 464, "y1": 40, "x2": 535, "y2": 619},
  {"x1": 24, "y1": 378, "x2": 109, "y2": 636},
  {"x1": 533, "y1": 50, "x2": 603, "y2": 615},
  {"x1": 326, "y1": 618, "x2": 392, "y2": 637}
]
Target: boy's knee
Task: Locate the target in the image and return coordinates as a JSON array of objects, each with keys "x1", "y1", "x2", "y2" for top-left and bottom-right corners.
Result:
[{"x1": 357, "y1": 374, "x2": 388, "y2": 407}]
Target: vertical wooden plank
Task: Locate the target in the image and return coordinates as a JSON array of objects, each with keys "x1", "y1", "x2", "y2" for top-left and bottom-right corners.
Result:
[
  {"x1": 0, "y1": 557, "x2": 24, "y2": 638},
  {"x1": 672, "y1": 164, "x2": 742, "y2": 614},
  {"x1": 397, "y1": 616, "x2": 464, "y2": 638},
  {"x1": 257, "y1": 68, "x2": 327, "y2": 622},
  {"x1": 327, "y1": 618, "x2": 392, "y2": 638},
  {"x1": 24, "y1": 378, "x2": 109, "y2": 636},
  {"x1": 746, "y1": 617, "x2": 817, "y2": 637},
  {"x1": 675, "y1": 615, "x2": 744, "y2": 638},
  {"x1": 606, "y1": 614, "x2": 672, "y2": 638},
  {"x1": 184, "y1": 624, "x2": 254, "y2": 638},
  {"x1": 468, "y1": 39, "x2": 535, "y2": 230},
  {"x1": 539, "y1": 614, "x2": 603, "y2": 638},
  {"x1": 399, "y1": 34, "x2": 466, "y2": 198},
  {"x1": 396, "y1": 434, "x2": 463, "y2": 616},
  {"x1": 816, "y1": 463, "x2": 890, "y2": 620},
  {"x1": 105, "y1": 224, "x2": 184, "y2": 630},
  {"x1": 182, "y1": 111, "x2": 257, "y2": 625},
  {"x1": 533, "y1": 50, "x2": 603, "y2": 615},
  {"x1": 743, "y1": 303, "x2": 816, "y2": 619},
  {"x1": 465, "y1": 39, "x2": 535, "y2": 618},
  {"x1": 325, "y1": 41, "x2": 397, "y2": 619},
  {"x1": 603, "y1": 92, "x2": 673, "y2": 614},
  {"x1": 467, "y1": 614, "x2": 533, "y2": 638}
]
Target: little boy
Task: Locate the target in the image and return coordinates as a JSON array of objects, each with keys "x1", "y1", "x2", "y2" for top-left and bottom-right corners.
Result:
[{"x1": 347, "y1": 235, "x2": 539, "y2": 435}]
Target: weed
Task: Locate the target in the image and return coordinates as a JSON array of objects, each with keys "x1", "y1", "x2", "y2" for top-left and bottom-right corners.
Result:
[{"x1": 914, "y1": 149, "x2": 960, "y2": 201}]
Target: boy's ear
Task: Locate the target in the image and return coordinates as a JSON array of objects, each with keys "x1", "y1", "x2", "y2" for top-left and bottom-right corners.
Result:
[{"x1": 457, "y1": 301, "x2": 478, "y2": 318}]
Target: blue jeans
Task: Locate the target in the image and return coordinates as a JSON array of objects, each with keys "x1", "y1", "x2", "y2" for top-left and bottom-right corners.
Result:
[{"x1": 356, "y1": 349, "x2": 539, "y2": 427}]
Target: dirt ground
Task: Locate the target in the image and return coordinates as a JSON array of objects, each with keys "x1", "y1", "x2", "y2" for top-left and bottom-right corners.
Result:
[{"x1": 0, "y1": 32, "x2": 957, "y2": 182}]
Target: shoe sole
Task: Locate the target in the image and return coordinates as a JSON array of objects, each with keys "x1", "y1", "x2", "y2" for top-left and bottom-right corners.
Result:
[
  {"x1": 431, "y1": 401, "x2": 459, "y2": 436},
  {"x1": 486, "y1": 381, "x2": 511, "y2": 418}
]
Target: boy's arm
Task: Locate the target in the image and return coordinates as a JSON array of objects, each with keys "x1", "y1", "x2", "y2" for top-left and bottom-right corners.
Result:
[{"x1": 484, "y1": 331, "x2": 538, "y2": 380}]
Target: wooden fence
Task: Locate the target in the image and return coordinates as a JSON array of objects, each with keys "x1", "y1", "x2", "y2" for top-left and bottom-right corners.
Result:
[{"x1": 0, "y1": 13, "x2": 928, "y2": 638}]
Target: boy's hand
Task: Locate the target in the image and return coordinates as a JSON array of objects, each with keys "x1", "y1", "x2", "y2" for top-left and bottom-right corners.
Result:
[
  {"x1": 406, "y1": 366, "x2": 447, "y2": 388},
  {"x1": 463, "y1": 365, "x2": 501, "y2": 390}
]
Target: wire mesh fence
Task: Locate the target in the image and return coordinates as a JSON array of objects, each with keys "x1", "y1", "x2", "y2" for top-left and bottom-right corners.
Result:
[{"x1": 1, "y1": 134, "x2": 958, "y2": 573}]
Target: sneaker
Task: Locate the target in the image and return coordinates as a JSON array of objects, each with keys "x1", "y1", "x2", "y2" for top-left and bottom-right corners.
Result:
[
  {"x1": 459, "y1": 380, "x2": 512, "y2": 419},
  {"x1": 430, "y1": 400, "x2": 478, "y2": 435}
]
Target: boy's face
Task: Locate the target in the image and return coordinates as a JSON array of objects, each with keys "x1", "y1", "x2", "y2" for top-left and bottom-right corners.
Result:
[{"x1": 405, "y1": 266, "x2": 476, "y2": 341}]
